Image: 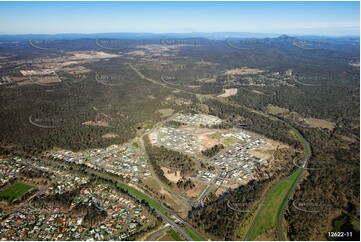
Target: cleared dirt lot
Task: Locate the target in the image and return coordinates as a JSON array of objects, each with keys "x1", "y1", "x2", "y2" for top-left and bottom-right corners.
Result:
[
  {"x1": 249, "y1": 138, "x2": 288, "y2": 161},
  {"x1": 223, "y1": 67, "x2": 264, "y2": 75},
  {"x1": 218, "y1": 88, "x2": 238, "y2": 97},
  {"x1": 251, "y1": 89, "x2": 266, "y2": 95},
  {"x1": 102, "y1": 133, "x2": 119, "y2": 139},
  {"x1": 305, "y1": 118, "x2": 335, "y2": 130},
  {"x1": 161, "y1": 167, "x2": 181, "y2": 183},
  {"x1": 31, "y1": 75, "x2": 62, "y2": 84},
  {"x1": 82, "y1": 120, "x2": 110, "y2": 127},
  {"x1": 178, "y1": 126, "x2": 220, "y2": 149}
]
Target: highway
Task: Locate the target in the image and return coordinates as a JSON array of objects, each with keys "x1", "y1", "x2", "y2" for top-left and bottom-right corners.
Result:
[
  {"x1": 16, "y1": 152, "x2": 204, "y2": 241},
  {"x1": 153, "y1": 210, "x2": 193, "y2": 241}
]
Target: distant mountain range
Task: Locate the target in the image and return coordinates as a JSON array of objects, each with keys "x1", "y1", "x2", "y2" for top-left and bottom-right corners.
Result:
[{"x1": 0, "y1": 32, "x2": 359, "y2": 41}]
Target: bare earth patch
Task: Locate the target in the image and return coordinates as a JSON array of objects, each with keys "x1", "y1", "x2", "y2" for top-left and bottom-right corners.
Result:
[
  {"x1": 102, "y1": 133, "x2": 119, "y2": 139},
  {"x1": 197, "y1": 76, "x2": 217, "y2": 83},
  {"x1": 82, "y1": 120, "x2": 110, "y2": 127},
  {"x1": 188, "y1": 85, "x2": 201, "y2": 89},
  {"x1": 251, "y1": 90, "x2": 266, "y2": 95},
  {"x1": 62, "y1": 66, "x2": 91, "y2": 75},
  {"x1": 218, "y1": 88, "x2": 238, "y2": 97},
  {"x1": 185, "y1": 180, "x2": 207, "y2": 199},
  {"x1": 305, "y1": 118, "x2": 335, "y2": 130},
  {"x1": 250, "y1": 138, "x2": 288, "y2": 162},
  {"x1": 349, "y1": 62, "x2": 360, "y2": 68},
  {"x1": 33, "y1": 75, "x2": 62, "y2": 84},
  {"x1": 198, "y1": 134, "x2": 220, "y2": 148},
  {"x1": 215, "y1": 186, "x2": 227, "y2": 196},
  {"x1": 161, "y1": 167, "x2": 181, "y2": 183},
  {"x1": 157, "y1": 108, "x2": 174, "y2": 118},
  {"x1": 179, "y1": 126, "x2": 219, "y2": 148},
  {"x1": 223, "y1": 67, "x2": 264, "y2": 75}
]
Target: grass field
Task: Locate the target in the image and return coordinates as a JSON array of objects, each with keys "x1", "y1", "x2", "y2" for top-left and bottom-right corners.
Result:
[
  {"x1": 184, "y1": 227, "x2": 203, "y2": 241},
  {"x1": 168, "y1": 229, "x2": 183, "y2": 241},
  {"x1": 0, "y1": 182, "x2": 34, "y2": 201},
  {"x1": 221, "y1": 136, "x2": 240, "y2": 145},
  {"x1": 266, "y1": 104, "x2": 289, "y2": 115},
  {"x1": 157, "y1": 108, "x2": 174, "y2": 118},
  {"x1": 249, "y1": 169, "x2": 301, "y2": 240},
  {"x1": 117, "y1": 183, "x2": 166, "y2": 213},
  {"x1": 211, "y1": 132, "x2": 223, "y2": 140},
  {"x1": 304, "y1": 118, "x2": 335, "y2": 130}
]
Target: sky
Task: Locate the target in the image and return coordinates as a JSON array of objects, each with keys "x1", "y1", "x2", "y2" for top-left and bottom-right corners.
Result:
[{"x1": 0, "y1": 1, "x2": 359, "y2": 36}]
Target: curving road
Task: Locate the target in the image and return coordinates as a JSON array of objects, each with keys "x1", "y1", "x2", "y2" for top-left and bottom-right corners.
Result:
[
  {"x1": 277, "y1": 125, "x2": 311, "y2": 240},
  {"x1": 244, "y1": 115, "x2": 311, "y2": 241}
]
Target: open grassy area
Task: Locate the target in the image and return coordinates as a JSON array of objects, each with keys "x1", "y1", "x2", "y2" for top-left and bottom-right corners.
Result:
[
  {"x1": 237, "y1": 190, "x2": 271, "y2": 240},
  {"x1": 249, "y1": 169, "x2": 301, "y2": 240},
  {"x1": 266, "y1": 104, "x2": 289, "y2": 115},
  {"x1": 168, "y1": 228, "x2": 183, "y2": 241},
  {"x1": 304, "y1": 118, "x2": 335, "y2": 130},
  {"x1": 210, "y1": 132, "x2": 223, "y2": 140},
  {"x1": 117, "y1": 183, "x2": 166, "y2": 213},
  {"x1": 221, "y1": 136, "x2": 240, "y2": 146},
  {"x1": 0, "y1": 182, "x2": 34, "y2": 201},
  {"x1": 196, "y1": 93, "x2": 216, "y2": 102},
  {"x1": 157, "y1": 108, "x2": 174, "y2": 118},
  {"x1": 184, "y1": 227, "x2": 203, "y2": 241}
]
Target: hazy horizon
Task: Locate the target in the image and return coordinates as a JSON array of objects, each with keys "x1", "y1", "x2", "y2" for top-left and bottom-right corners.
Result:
[{"x1": 0, "y1": 1, "x2": 359, "y2": 36}]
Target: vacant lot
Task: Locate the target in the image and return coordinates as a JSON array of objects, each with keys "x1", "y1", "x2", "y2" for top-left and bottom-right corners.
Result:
[
  {"x1": 218, "y1": 88, "x2": 238, "y2": 98},
  {"x1": 157, "y1": 108, "x2": 174, "y2": 118},
  {"x1": 266, "y1": 104, "x2": 289, "y2": 115},
  {"x1": 223, "y1": 67, "x2": 264, "y2": 75},
  {"x1": 305, "y1": 118, "x2": 335, "y2": 130},
  {"x1": 161, "y1": 167, "x2": 181, "y2": 183},
  {"x1": 0, "y1": 182, "x2": 34, "y2": 201},
  {"x1": 102, "y1": 133, "x2": 119, "y2": 139},
  {"x1": 159, "y1": 229, "x2": 183, "y2": 241},
  {"x1": 221, "y1": 136, "x2": 241, "y2": 146}
]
